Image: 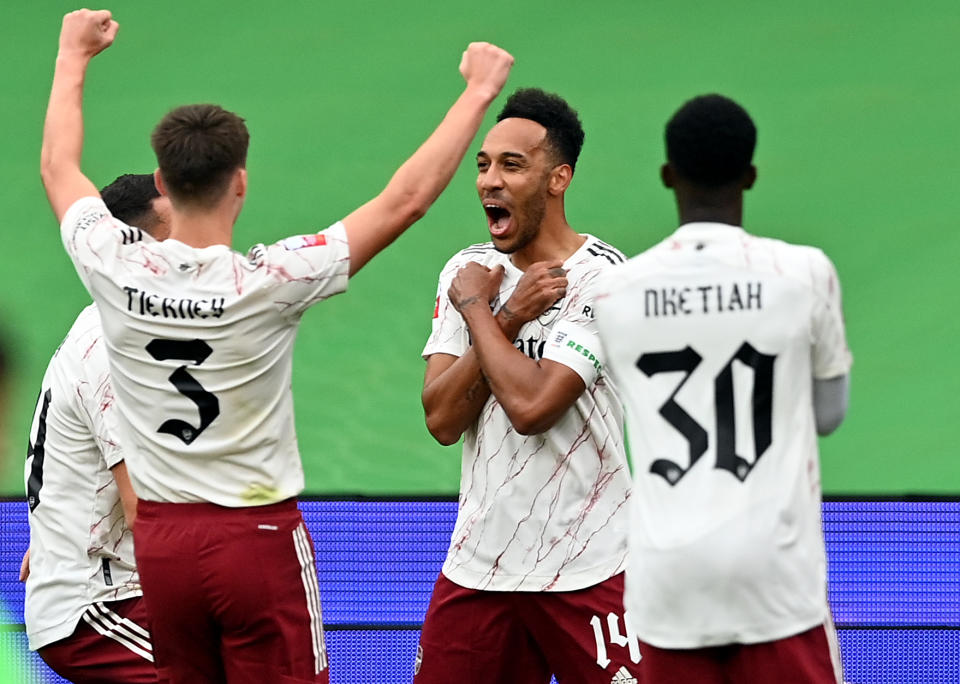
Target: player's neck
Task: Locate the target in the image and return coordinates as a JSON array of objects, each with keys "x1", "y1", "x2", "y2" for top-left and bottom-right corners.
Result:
[
  {"x1": 677, "y1": 205, "x2": 743, "y2": 227},
  {"x1": 673, "y1": 178, "x2": 746, "y2": 227},
  {"x1": 167, "y1": 208, "x2": 236, "y2": 248},
  {"x1": 511, "y1": 213, "x2": 584, "y2": 271}
]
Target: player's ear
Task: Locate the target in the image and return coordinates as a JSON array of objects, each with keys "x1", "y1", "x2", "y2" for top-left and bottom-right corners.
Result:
[
  {"x1": 235, "y1": 168, "x2": 248, "y2": 199},
  {"x1": 548, "y1": 164, "x2": 572, "y2": 196},
  {"x1": 660, "y1": 163, "x2": 674, "y2": 188},
  {"x1": 743, "y1": 164, "x2": 757, "y2": 191},
  {"x1": 153, "y1": 168, "x2": 168, "y2": 197}
]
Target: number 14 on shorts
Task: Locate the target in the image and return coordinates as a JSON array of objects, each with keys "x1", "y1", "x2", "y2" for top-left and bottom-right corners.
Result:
[{"x1": 591, "y1": 612, "x2": 641, "y2": 668}]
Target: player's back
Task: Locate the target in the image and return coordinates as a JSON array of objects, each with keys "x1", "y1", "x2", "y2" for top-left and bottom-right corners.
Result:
[
  {"x1": 595, "y1": 222, "x2": 850, "y2": 646},
  {"x1": 24, "y1": 304, "x2": 140, "y2": 650},
  {"x1": 61, "y1": 197, "x2": 351, "y2": 507}
]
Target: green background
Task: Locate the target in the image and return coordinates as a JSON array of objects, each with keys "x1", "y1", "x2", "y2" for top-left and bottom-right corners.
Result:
[{"x1": 1, "y1": 0, "x2": 957, "y2": 495}]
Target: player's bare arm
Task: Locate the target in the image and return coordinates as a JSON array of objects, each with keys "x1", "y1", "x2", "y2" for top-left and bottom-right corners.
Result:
[
  {"x1": 422, "y1": 260, "x2": 567, "y2": 445},
  {"x1": 341, "y1": 42, "x2": 513, "y2": 276},
  {"x1": 449, "y1": 262, "x2": 585, "y2": 436},
  {"x1": 19, "y1": 548, "x2": 30, "y2": 582},
  {"x1": 41, "y1": 10, "x2": 119, "y2": 221}
]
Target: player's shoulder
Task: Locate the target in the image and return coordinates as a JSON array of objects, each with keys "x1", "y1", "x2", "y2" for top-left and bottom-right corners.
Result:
[
  {"x1": 577, "y1": 234, "x2": 627, "y2": 268},
  {"x1": 440, "y1": 242, "x2": 502, "y2": 272},
  {"x1": 46, "y1": 304, "x2": 107, "y2": 387},
  {"x1": 63, "y1": 195, "x2": 147, "y2": 246},
  {"x1": 750, "y1": 233, "x2": 840, "y2": 292}
]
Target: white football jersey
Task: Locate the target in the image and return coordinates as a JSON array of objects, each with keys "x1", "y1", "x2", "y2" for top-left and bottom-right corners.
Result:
[
  {"x1": 594, "y1": 222, "x2": 852, "y2": 648},
  {"x1": 61, "y1": 197, "x2": 350, "y2": 507},
  {"x1": 24, "y1": 304, "x2": 140, "y2": 651},
  {"x1": 423, "y1": 236, "x2": 632, "y2": 592}
]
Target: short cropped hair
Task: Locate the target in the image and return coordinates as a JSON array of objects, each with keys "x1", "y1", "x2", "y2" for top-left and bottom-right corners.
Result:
[
  {"x1": 100, "y1": 174, "x2": 160, "y2": 227},
  {"x1": 497, "y1": 88, "x2": 585, "y2": 172},
  {"x1": 665, "y1": 94, "x2": 756, "y2": 187},
  {"x1": 151, "y1": 104, "x2": 249, "y2": 206}
]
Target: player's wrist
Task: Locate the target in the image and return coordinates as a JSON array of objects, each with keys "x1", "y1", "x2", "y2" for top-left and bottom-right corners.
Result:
[
  {"x1": 55, "y1": 50, "x2": 94, "y2": 69},
  {"x1": 461, "y1": 82, "x2": 500, "y2": 107}
]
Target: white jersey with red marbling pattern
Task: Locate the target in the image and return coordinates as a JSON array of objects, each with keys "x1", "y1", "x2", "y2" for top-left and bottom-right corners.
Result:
[
  {"x1": 423, "y1": 235, "x2": 631, "y2": 592},
  {"x1": 60, "y1": 196, "x2": 350, "y2": 507}
]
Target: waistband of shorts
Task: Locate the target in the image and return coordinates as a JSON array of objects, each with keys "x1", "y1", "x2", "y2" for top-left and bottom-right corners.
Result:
[{"x1": 136, "y1": 497, "x2": 299, "y2": 519}]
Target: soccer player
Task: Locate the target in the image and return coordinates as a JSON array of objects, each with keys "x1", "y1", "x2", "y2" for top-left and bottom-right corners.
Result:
[
  {"x1": 21, "y1": 174, "x2": 169, "y2": 684},
  {"x1": 417, "y1": 88, "x2": 640, "y2": 684},
  {"x1": 40, "y1": 9, "x2": 513, "y2": 684},
  {"x1": 593, "y1": 94, "x2": 850, "y2": 683}
]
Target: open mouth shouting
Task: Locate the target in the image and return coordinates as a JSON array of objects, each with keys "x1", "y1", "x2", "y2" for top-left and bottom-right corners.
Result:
[{"x1": 483, "y1": 200, "x2": 513, "y2": 238}]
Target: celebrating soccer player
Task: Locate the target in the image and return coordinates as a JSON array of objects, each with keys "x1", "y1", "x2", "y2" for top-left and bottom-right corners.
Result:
[
  {"x1": 22, "y1": 175, "x2": 169, "y2": 683},
  {"x1": 593, "y1": 94, "x2": 851, "y2": 683},
  {"x1": 41, "y1": 9, "x2": 513, "y2": 683},
  {"x1": 417, "y1": 89, "x2": 640, "y2": 683}
]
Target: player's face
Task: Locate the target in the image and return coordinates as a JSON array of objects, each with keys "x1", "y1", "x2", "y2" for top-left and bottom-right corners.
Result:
[{"x1": 476, "y1": 118, "x2": 553, "y2": 254}]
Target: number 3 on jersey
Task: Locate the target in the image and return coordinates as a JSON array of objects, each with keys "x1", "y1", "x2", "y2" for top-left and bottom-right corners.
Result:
[
  {"x1": 146, "y1": 338, "x2": 220, "y2": 445},
  {"x1": 637, "y1": 342, "x2": 776, "y2": 485}
]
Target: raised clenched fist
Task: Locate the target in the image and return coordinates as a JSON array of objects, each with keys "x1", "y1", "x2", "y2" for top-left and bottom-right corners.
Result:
[
  {"x1": 58, "y1": 9, "x2": 119, "y2": 59},
  {"x1": 459, "y1": 42, "x2": 514, "y2": 101}
]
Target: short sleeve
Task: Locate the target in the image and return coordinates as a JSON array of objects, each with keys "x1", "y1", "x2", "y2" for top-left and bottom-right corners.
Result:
[
  {"x1": 60, "y1": 196, "x2": 125, "y2": 295},
  {"x1": 252, "y1": 221, "x2": 351, "y2": 319},
  {"x1": 542, "y1": 319, "x2": 604, "y2": 386},
  {"x1": 422, "y1": 257, "x2": 470, "y2": 359},
  {"x1": 810, "y1": 251, "x2": 853, "y2": 379}
]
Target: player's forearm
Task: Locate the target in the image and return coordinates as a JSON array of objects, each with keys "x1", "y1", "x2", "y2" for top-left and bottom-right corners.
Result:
[
  {"x1": 461, "y1": 302, "x2": 554, "y2": 434},
  {"x1": 40, "y1": 53, "x2": 92, "y2": 219},
  {"x1": 423, "y1": 310, "x2": 526, "y2": 445},
  {"x1": 423, "y1": 348, "x2": 493, "y2": 445},
  {"x1": 383, "y1": 86, "x2": 497, "y2": 222},
  {"x1": 41, "y1": 55, "x2": 88, "y2": 184}
]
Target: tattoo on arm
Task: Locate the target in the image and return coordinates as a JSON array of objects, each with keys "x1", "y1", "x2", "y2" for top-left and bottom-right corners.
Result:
[
  {"x1": 499, "y1": 304, "x2": 517, "y2": 323},
  {"x1": 465, "y1": 375, "x2": 488, "y2": 402},
  {"x1": 456, "y1": 295, "x2": 483, "y2": 310}
]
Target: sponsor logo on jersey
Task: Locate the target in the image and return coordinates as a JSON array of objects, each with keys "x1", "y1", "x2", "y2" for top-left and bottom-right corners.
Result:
[
  {"x1": 565, "y1": 338, "x2": 602, "y2": 372},
  {"x1": 433, "y1": 296, "x2": 440, "y2": 319},
  {"x1": 610, "y1": 666, "x2": 637, "y2": 684},
  {"x1": 282, "y1": 233, "x2": 327, "y2": 251},
  {"x1": 515, "y1": 336, "x2": 546, "y2": 361}
]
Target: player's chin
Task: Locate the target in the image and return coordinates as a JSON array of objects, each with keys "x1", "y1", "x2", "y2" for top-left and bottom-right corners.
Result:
[{"x1": 490, "y1": 233, "x2": 520, "y2": 254}]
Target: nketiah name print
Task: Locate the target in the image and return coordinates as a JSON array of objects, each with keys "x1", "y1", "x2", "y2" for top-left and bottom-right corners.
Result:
[{"x1": 644, "y1": 281, "x2": 762, "y2": 317}]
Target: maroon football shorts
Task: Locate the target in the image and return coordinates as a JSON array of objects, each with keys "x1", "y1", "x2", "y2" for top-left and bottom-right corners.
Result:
[
  {"x1": 38, "y1": 596, "x2": 156, "y2": 683},
  {"x1": 639, "y1": 622, "x2": 844, "y2": 684},
  {"x1": 414, "y1": 572, "x2": 645, "y2": 683},
  {"x1": 134, "y1": 498, "x2": 328, "y2": 684}
]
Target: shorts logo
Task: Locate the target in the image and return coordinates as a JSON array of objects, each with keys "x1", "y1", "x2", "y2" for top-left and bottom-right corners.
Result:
[
  {"x1": 610, "y1": 666, "x2": 637, "y2": 684},
  {"x1": 414, "y1": 644, "x2": 423, "y2": 674},
  {"x1": 282, "y1": 233, "x2": 327, "y2": 250}
]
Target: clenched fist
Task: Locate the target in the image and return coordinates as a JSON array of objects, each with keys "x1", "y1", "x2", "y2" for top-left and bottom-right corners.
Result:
[
  {"x1": 59, "y1": 9, "x2": 119, "y2": 59},
  {"x1": 459, "y1": 42, "x2": 514, "y2": 102}
]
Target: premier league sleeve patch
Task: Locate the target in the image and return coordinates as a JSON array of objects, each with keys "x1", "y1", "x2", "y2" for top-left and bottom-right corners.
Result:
[{"x1": 281, "y1": 233, "x2": 327, "y2": 251}]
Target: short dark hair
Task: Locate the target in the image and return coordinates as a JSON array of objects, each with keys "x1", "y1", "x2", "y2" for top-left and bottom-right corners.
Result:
[
  {"x1": 150, "y1": 104, "x2": 249, "y2": 206},
  {"x1": 497, "y1": 88, "x2": 584, "y2": 171},
  {"x1": 100, "y1": 174, "x2": 160, "y2": 227},
  {"x1": 665, "y1": 94, "x2": 756, "y2": 187}
]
